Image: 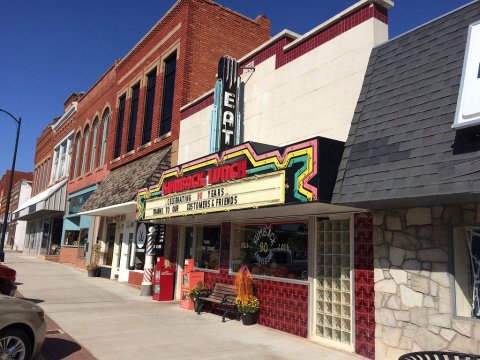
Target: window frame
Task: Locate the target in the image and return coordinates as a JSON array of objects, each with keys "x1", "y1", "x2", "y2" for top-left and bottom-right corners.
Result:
[
  {"x1": 142, "y1": 68, "x2": 157, "y2": 145},
  {"x1": 193, "y1": 224, "x2": 222, "y2": 272},
  {"x1": 160, "y1": 52, "x2": 176, "y2": 136},
  {"x1": 452, "y1": 226, "x2": 480, "y2": 321},
  {"x1": 89, "y1": 117, "x2": 99, "y2": 172},
  {"x1": 114, "y1": 95, "x2": 126, "y2": 159},
  {"x1": 230, "y1": 220, "x2": 309, "y2": 283},
  {"x1": 127, "y1": 83, "x2": 140, "y2": 152},
  {"x1": 99, "y1": 109, "x2": 110, "y2": 166},
  {"x1": 81, "y1": 125, "x2": 90, "y2": 176},
  {"x1": 73, "y1": 132, "x2": 82, "y2": 178}
]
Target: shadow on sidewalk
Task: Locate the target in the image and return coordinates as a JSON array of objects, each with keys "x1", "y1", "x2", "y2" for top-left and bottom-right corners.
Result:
[{"x1": 41, "y1": 337, "x2": 83, "y2": 359}]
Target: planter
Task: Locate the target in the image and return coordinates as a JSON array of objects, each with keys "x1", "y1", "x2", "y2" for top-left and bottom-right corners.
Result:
[
  {"x1": 87, "y1": 269, "x2": 99, "y2": 277},
  {"x1": 241, "y1": 312, "x2": 257, "y2": 326}
]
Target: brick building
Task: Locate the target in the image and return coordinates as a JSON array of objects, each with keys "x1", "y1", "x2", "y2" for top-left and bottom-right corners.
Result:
[
  {"x1": 77, "y1": 0, "x2": 270, "y2": 281},
  {"x1": 0, "y1": 170, "x2": 32, "y2": 250},
  {"x1": 133, "y1": 0, "x2": 392, "y2": 357},
  {"x1": 7, "y1": 179, "x2": 33, "y2": 251},
  {"x1": 60, "y1": 65, "x2": 116, "y2": 268},
  {"x1": 13, "y1": 93, "x2": 82, "y2": 258}
]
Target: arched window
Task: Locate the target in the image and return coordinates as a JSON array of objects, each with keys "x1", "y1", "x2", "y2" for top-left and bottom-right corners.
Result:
[
  {"x1": 90, "y1": 117, "x2": 99, "y2": 172},
  {"x1": 99, "y1": 109, "x2": 110, "y2": 166},
  {"x1": 81, "y1": 125, "x2": 90, "y2": 175},
  {"x1": 73, "y1": 132, "x2": 82, "y2": 178}
]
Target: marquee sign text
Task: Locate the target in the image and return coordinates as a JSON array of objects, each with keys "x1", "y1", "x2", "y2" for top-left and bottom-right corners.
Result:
[{"x1": 144, "y1": 171, "x2": 285, "y2": 220}]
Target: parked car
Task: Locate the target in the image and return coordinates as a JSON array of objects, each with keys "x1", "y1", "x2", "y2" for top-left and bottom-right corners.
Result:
[
  {"x1": 0, "y1": 264, "x2": 17, "y2": 296},
  {"x1": 0, "y1": 295, "x2": 46, "y2": 360}
]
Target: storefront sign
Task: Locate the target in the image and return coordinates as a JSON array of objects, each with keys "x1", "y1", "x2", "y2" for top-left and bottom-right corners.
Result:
[
  {"x1": 210, "y1": 56, "x2": 240, "y2": 153},
  {"x1": 144, "y1": 172, "x2": 285, "y2": 220},
  {"x1": 162, "y1": 159, "x2": 246, "y2": 195},
  {"x1": 454, "y1": 21, "x2": 480, "y2": 129},
  {"x1": 136, "y1": 223, "x2": 147, "y2": 248},
  {"x1": 137, "y1": 137, "x2": 342, "y2": 221}
]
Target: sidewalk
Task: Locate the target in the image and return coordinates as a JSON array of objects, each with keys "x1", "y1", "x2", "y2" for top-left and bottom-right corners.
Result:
[{"x1": 5, "y1": 251, "x2": 363, "y2": 360}]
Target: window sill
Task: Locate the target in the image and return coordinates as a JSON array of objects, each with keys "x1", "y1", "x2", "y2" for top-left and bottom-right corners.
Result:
[
  {"x1": 137, "y1": 141, "x2": 151, "y2": 152},
  {"x1": 154, "y1": 131, "x2": 171, "y2": 144},
  {"x1": 110, "y1": 157, "x2": 121, "y2": 165},
  {"x1": 195, "y1": 268, "x2": 220, "y2": 273},
  {"x1": 94, "y1": 166, "x2": 104, "y2": 172},
  {"x1": 123, "y1": 150, "x2": 135, "y2": 158},
  {"x1": 228, "y1": 270, "x2": 309, "y2": 285}
]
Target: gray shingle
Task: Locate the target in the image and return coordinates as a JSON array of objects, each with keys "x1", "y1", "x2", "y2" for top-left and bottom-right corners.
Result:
[
  {"x1": 333, "y1": 1, "x2": 480, "y2": 208},
  {"x1": 81, "y1": 147, "x2": 171, "y2": 212}
]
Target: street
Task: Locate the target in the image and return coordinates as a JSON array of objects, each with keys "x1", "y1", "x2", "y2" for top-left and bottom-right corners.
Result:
[{"x1": 4, "y1": 251, "x2": 362, "y2": 360}]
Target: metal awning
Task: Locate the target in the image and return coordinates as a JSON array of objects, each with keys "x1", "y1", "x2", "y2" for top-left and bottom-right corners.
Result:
[
  {"x1": 13, "y1": 179, "x2": 67, "y2": 221},
  {"x1": 77, "y1": 201, "x2": 137, "y2": 217}
]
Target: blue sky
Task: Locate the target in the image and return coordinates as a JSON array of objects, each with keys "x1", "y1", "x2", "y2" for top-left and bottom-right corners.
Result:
[{"x1": 0, "y1": 0, "x2": 474, "y2": 175}]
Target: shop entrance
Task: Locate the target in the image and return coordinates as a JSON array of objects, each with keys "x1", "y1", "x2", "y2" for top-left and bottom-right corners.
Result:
[
  {"x1": 313, "y1": 218, "x2": 353, "y2": 349},
  {"x1": 105, "y1": 223, "x2": 116, "y2": 266}
]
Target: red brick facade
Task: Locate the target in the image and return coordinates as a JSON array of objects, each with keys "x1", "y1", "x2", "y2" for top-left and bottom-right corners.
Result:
[
  {"x1": 32, "y1": 93, "x2": 82, "y2": 196},
  {"x1": 68, "y1": 65, "x2": 116, "y2": 194},
  {"x1": 0, "y1": 171, "x2": 33, "y2": 216},
  {"x1": 108, "y1": 0, "x2": 270, "y2": 169},
  {"x1": 59, "y1": 246, "x2": 86, "y2": 268},
  {"x1": 32, "y1": 125, "x2": 53, "y2": 196},
  {"x1": 181, "y1": 2, "x2": 389, "y2": 119}
]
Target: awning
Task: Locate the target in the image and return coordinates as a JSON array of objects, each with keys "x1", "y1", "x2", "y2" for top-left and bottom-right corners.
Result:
[
  {"x1": 77, "y1": 201, "x2": 137, "y2": 217},
  {"x1": 80, "y1": 147, "x2": 171, "y2": 215},
  {"x1": 13, "y1": 179, "x2": 67, "y2": 221}
]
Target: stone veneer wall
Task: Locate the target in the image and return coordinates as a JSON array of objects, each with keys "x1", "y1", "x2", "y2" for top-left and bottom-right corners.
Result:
[{"x1": 374, "y1": 204, "x2": 480, "y2": 359}]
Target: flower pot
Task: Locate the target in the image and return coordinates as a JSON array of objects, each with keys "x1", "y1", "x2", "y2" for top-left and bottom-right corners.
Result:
[
  {"x1": 87, "y1": 269, "x2": 99, "y2": 277},
  {"x1": 241, "y1": 312, "x2": 257, "y2": 325}
]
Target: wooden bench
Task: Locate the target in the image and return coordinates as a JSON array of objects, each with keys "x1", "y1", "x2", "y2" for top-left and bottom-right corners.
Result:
[
  {"x1": 399, "y1": 352, "x2": 480, "y2": 360},
  {"x1": 196, "y1": 283, "x2": 237, "y2": 322}
]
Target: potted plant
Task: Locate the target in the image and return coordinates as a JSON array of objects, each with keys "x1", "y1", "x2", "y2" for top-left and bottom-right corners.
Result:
[
  {"x1": 188, "y1": 283, "x2": 211, "y2": 311},
  {"x1": 86, "y1": 263, "x2": 100, "y2": 277},
  {"x1": 235, "y1": 295, "x2": 260, "y2": 325}
]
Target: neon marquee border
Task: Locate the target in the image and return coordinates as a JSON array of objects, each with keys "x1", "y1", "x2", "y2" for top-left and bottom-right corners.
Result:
[{"x1": 136, "y1": 138, "x2": 318, "y2": 220}]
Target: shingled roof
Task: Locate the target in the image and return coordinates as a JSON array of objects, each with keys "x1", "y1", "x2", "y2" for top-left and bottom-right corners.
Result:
[
  {"x1": 81, "y1": 147, "x2": 171, "y2": 212},
  {"x1": 333, "y1": 1, "x2": 480, "y2": 209}
]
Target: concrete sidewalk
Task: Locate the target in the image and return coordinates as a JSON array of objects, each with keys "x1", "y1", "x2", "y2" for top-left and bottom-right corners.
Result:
[{"x1": 5, "y1": 251, "x2": 363, "y2": 360}]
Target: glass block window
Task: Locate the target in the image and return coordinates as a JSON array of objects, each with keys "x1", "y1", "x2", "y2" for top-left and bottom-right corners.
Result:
[{"x1": 315, "y1": 219, "x2": 351, "y2": 345}]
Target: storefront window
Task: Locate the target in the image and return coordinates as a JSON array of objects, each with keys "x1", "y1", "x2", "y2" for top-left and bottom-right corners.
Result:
[
  {"x1": 77, "y1": 228, "x2": 89, "y2": 258},
  {"x1": 195, "y1": 226, "x2": 221, "y2": 270},
  {"x1": 64, "y1": 230, "x2": 80, "y2": 245},
  {"x1": 68, "y1": 191, "x2": 93, "y2": 215},
  {"x1": 453, "y1": 227, "x2": 480, "y2": 319},
  {"x1": 48, "y1": 219, "x2": 63, "y2": 255},
  {"x1": 232, "y1": 222, "x2": 308, "y2": 280}
]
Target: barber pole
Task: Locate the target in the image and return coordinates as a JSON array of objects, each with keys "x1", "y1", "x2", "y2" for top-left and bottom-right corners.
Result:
[{"x1": 140, "y1": 225, "x2": 156, "y2": 296}]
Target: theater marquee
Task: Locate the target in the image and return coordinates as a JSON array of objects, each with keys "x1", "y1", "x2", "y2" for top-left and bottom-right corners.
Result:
[
  {"x1": 136, "y1": 137, "x2": 344, "y2": 220},
  {"x1": 144, "y1": 172, "x2": 285, "y2": 219}
]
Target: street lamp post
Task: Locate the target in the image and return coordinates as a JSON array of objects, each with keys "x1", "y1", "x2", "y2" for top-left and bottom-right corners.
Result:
[{"x1": 0, "y1": 108, "x2": 21, "y2": 263}]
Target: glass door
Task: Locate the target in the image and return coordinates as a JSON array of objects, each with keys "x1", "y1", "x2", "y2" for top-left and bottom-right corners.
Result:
[
  {"x1": 314, "y1": 218, "x2": 352, "y2": 347},
  {"x1": 105, "y1": 223, "x2": 116, "y2": 266}
]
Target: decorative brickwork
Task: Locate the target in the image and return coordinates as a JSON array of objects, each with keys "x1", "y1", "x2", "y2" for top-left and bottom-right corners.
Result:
[
  {"x1": 181, "y1": 3, "x2": 389, "y2": 119},
  {"x1": 59, "y1": 247, "x2": 86, "y2": 269},
  {"x1": 128, "y1": 271, "x2": 143, "y2": 287},
  {"x1": 204, "y1": 269, "x2": 309, "y2": 338},
  {"x1": 109, "y1": 0, "x2": 270, "y2": 170},
  {"x1": 354, "y1": 212, "x2": 375, "y2": 359}
]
